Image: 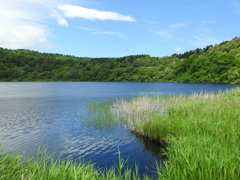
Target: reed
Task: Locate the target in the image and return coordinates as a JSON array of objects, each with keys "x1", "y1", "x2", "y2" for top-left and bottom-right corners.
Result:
[
  {"x1": 158, "y1": 89, "x2": 240, "y2": 180},
  {"x1": 0, "y1": 148, "x2": 144, "y2": 180},
  {"x1": 88, "y1": 88, "x2": 240, "y2": 179},
  {"x1": 86, "y1": 101, "x2": 117, "y2": 128}
]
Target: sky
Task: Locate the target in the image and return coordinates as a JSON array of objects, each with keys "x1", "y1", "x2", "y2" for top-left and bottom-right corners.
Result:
[{"x1": 0, "y1": 0, "x2": 239, "y2": 58}]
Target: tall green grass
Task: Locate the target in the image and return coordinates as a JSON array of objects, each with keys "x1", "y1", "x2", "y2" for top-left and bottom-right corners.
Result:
[
  {"x1": 157, "y1": 89, "x2": 240, "y2": 180},
  {"x1": 109, "y1": 88, "x2": 240, "y2": 179},
  {"x1": 0, "y1": 148, "x2": 146, "y2": 180},
  {"x1": 86, "y1": 101, "x2": 117, "y2": 128}
]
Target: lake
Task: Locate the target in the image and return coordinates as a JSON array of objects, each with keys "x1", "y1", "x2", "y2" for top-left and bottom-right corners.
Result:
[{"x1": 0, "y1": 82, "x2": 239, "y2": 176}]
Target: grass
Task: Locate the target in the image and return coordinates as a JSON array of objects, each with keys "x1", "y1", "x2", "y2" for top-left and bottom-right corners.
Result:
[
  {"x1": 160, "y1": 90, "x2": 240, "y2": 180},
  {"x1": 88, "y1": 88, "x2": 240, "y2": 179},
  {"x1": 86, "y1": 101, "x2": 117, "y2": 128},
  {"x1": 1, "y1": 88, "x2": 240, "y2": 179},
  {"x1": 87, "y1": 96, "x2": 167, "y2": 130},
  {"x1": 0, "y1": 148, "x2": 146, "y2": 180}
]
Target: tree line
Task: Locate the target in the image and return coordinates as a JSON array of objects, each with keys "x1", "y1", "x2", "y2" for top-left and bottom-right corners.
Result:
[{"x1": 0, "y1": 37, "x2": 240, "y2": 84}]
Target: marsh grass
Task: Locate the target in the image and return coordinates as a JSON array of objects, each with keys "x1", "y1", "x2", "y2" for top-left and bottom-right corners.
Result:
[
  {"x1": 0, "y1": 148, "x2": 145, "y2": 180},
  {"x1": 111, "y1": 96, "x2": 166, "y2": 129},
  {"x1": 88, "y1": 88, "x2": 240, "y2": 179},
  {"x1": 86, "y1": 102, "x2": 117, "y2": 128},
  {"x1": 87, "y1": 96, "x2": 168, "y2": 130},
  {"x1": 156, "y1": 89, "x2": 240, "y2": 180}
]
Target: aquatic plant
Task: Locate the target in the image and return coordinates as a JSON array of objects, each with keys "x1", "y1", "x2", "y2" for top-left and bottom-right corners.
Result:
[
  {"x1": 86, "y1": 101, "x2": 117, "y2": 128},
  {"x1": 88, "y1": 88, "x2": 240, "y2": 179},
  {"x1": 157, "y1": 89, "x2": 240, "y2": 180},
  {"x1": 0, "y1": 148, "x2": 144, "y2": 180}
]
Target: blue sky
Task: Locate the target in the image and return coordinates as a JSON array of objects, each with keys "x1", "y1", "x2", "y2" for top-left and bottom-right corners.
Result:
[{"x1": 0, "y1": 0, "x2": 239, "y2": 58}]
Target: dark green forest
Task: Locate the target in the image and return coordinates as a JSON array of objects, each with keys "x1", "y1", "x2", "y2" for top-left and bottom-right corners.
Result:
[{"x1": 0, "y1": 37, "x2": 240, "y2": 84}]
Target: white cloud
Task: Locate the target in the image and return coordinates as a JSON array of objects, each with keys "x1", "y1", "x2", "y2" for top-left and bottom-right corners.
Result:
[
  {"x1": 169, "y1": 22, "x2": 187, "y2": 29},
  {"x1": 0, "y1": 0, "x2": 135, "y2": 49},
  {"x1": 0, "y1": 0, "x2": 70, "y2": 49},
  {"x1": 0, "y1": 0, "x2": 57, "y2": 49},
  {"x1": 50, "y1": 9, "x2": 69, "y2": 27},
  {"x1": 201, "y1": 20, "x2": 217, "y2": 25},
  {"x1": 57, "y1": 4, "x2": 136, "y2": 22},
  {"x1": 0, "y1": 21, "x2": 52, "y2": 49}
]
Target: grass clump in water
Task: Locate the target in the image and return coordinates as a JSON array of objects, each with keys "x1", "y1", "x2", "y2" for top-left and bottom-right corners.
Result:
[
  {"x1": 87, "y1": 101, "x2": 117, "y2": 128},
  {"x1": 87, "y1": 96, "x2": 167, "y2": 129}
]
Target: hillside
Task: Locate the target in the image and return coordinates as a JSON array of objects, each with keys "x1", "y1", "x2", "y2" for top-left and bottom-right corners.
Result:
[{"x1": 0, "y1": 37, "x2": 240, "y2": 84}]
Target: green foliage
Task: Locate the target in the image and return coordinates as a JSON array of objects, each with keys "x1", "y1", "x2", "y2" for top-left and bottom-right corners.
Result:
[
  {"x1": 136, "y1": 89, "x2": 240, "y2": 180},
  {"x1": 86, "y1": 102, "x2": 117, "y2": 128},
  {"x1": 89, "y1": 88, "x2": 240, "y2": 179},
  {"x1": 0, "y1": 147, "x2": 144, "y2": 180},
  {"x1": 0, "y1": 37, "x2": 240, "y2": 83}
]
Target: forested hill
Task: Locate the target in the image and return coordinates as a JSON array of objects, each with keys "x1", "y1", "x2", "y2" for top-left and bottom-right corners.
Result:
[{"x1": 0, "y1": 37, "x2": 240, "y2": 84}]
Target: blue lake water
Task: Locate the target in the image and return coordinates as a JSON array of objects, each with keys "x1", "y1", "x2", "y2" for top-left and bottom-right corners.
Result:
[{"x1": 0, "y1": 82, "x2": 239, "y2": 177}]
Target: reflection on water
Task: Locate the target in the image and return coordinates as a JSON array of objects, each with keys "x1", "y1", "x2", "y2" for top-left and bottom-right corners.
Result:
[
  {"x1": 0, "y1": 82, "x2": 239, "y2": 177},
  {"x1": 133, "y1": 132, "x2": 167, "y2": 160}
]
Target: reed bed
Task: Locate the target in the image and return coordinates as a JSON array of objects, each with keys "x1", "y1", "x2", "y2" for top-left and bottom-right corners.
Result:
[
  {"x1": 111, "y1": 96, "x2": 166, "y2": 128},
  {"x1": 88, "y1": 88, "x2": 240, "y2": 179},
  {"x1": 158, "y1": 89, "x2": 240, "y2": 180}
]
